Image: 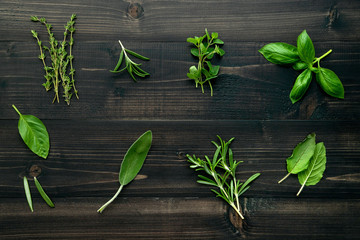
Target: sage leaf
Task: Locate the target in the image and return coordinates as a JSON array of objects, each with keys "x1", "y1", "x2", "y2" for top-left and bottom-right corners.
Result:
[
  {"x1": 316, "y1": 68, "x2": 344, "y2": 99},
  {"x1": 12, "y1": 105, "x2": 50, "y2": 159},
  {"x1": 297, "y1": 30, "x2": 315, "y2": 64},
  {"x1": 290, "y1": 68, "x2": 312, "y2": 104},
  {"x1": 23, "y1": 176, "x2": 33, "y2": 212},
  {"x1": 297, "y1": 142, "x2": 326, "y2": 196},
  {"x1": 34, "y1": 177, "x2": 55, "y2": 208},
  {"x1": 97, "y1": 130, "x2": 152, "y2": 213},
  {"x1": 259, "y1": 42, "x2": 299, "y2": 64},
  {"x1": 278, "y1": 133, "x2": 316, "y2": 183}
]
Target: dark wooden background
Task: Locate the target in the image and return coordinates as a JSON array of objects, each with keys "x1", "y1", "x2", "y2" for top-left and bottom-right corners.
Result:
[{"x1": 1, "y1": 0, "x2": 360, "y2": 239}]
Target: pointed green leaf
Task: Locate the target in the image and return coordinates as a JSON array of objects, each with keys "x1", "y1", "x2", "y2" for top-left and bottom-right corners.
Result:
[
  {"x1": 316, "y1": 68, "x2": 344, "y2": 99},
  {"x1": 23, "y1": 176, "x2": 33, "y2": 212},
  {"x1": 34, "y1": 177, "x2": 55, "y2": 208},
  {"x1": 259, "y1": 42, "x2": 300, "y2": 64},
  {"x1": 211, "y1": 32, "x2": 218, "y2": 39},
  {"x1": 187, "y1": 37, "x2": 198, "y2": 45},
  {"x1": 213, "y1": 39, "x2": 224, "y2": 44},
  {"x1": 290, "y1": 68, "x2": 312, "y2": 104},
  {"x1": 205, "y1": 28, "x2": 210, "y2": 41},
  {"x1": 125, "y1": 49, "x2": 149, "y2": 61},
  {"x1": 286, "y1": 133, "x2": 316, "y2": 174},
  {"x1": 292, "y1": 61, "x2": 308, "y2": 71},
  {"x1": 119, "y1": 130, "x2": 152, "y2": 186},
  {"x1": 191, "y1": 48, "x2": 199, "y2": 57},
  {"x1": 12, "y1": 105, "x2": 49, "y2": 159},
  {"x1": 297, "y1": 30, "x2": 315, "y2": 64},
  {"x1": 238, "y1": 173, "x2": 261, "y2": 195},
  {"x1": 112, "y1": 49, "x2": 124, "y2": 72}
]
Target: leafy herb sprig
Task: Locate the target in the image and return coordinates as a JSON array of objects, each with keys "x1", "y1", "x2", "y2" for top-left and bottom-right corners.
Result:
[
  {"x1": 187, "y1": 29, "x2": 225, "y2": 96},
  {"x1": 278, "y1": 133, "x2": 327, "y2": 196},
  {"x1": 259, "y1": 30, "x2": 344, "y2": 103},
  {"x1": 110, "y1": 40, "x2": 150, "y2": 82},
  {"x1": 31, "y1": 14, "x2": 78, "y2": 105},
  {"x1": 187, "y1": 136, "x2": 260, "y2": 219}
]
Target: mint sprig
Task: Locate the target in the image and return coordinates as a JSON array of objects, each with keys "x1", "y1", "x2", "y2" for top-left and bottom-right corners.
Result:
[
  {"x1": 187, "y1": 29, "x2": 225, "y2": 96},
  {"x1": 259, "y1": 30, "x2": 344, "y2": 103}
]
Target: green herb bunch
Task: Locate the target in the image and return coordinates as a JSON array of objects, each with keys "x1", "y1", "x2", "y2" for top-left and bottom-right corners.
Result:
[
  {"x1": 187, "y1": 29, "x2": 225, "y2": 96},
  {"x1": 187, "y1": 136, "x2": 260, "y2": 219},
  {"x1": 31, "y1": 14, "x2": 78, "y2": 105},
  {"x1": 259, "y1": 30, "x2": 344, "y2": 103},
  {"x1": 110, "y1": 40, "x2": 150, "y2": 82},
  {"x1": 278, "y1": 133, "x2": 327, "y2": 196}
]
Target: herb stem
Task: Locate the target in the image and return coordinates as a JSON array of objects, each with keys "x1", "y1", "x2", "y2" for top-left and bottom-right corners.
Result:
[
  {"x1": 69, "y1": 30, "x2": 78, "y2": 99},
  {"x1": 97, "y1": 184, "x2": 124, "y2": 213},
  {"x1": 278, "y1": 172, "x2": 291, "y2": 184},
  {"x1": 312, "y1": 49, "x2": 332, "y2": 64},
  {"x1": 12, "y1": 104, "x2": 21, "y2": 116}
]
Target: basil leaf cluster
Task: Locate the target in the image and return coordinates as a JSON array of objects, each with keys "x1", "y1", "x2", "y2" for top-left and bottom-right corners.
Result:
[{"x1": 259, "y1": 30, "x2": 344, "y2": 103}]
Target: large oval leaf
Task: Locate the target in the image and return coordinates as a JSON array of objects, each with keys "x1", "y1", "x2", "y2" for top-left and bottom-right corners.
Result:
[
  {"x1": 119, "y1": 130, "x2": 152, "y2": 185},
  {"x1": 316, "y1": 68, "x2": 344, "y2": 99},
  {"x1": 13, "y1": 105, "x2": 49, "y2": 159},
  {"x1": 259, "y1": 42, "x2": 299, "y2": 64},
  {"x1": 289, "y1": 68, "x2": 312, "y2": 104},
  {"x1": 297, "y1": 30, "x2": 315, "y2": 64},
  {"x1": 286, "y1": 133, "x2": 316, "y2": 174}
]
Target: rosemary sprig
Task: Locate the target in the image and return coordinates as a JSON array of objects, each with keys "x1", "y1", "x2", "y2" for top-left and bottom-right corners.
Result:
[
  {"x1": 31, "y1": 14, "x2": 78, "y2": 105},
  {"x1": 110, "y1": 40, "x2": 150, "y2": 82},
  {"x1": 187, "y1": 136, "x2": 260, "y2": 219}
]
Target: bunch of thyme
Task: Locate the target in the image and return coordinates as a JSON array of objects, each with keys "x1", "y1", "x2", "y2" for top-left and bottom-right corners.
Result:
[{"x1": 31, "y1": 14, "x2": 78, "y2": 105}]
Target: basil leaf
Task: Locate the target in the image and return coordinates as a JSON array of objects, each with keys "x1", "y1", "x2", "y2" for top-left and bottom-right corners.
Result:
[
  {"x1": 316, "y1": 68, "x2": 344, "y2": 99},
  {"x1": 119, "y1": 130, "x2": 152, "y2": 185},
  {"x1": 292, "y1": 61, "x2": 308, "y2": 71},
  {"x1": 297, "y1": 142, "x2": 326, "y2": 196},
  {"x1": 259, "y1": 42, "x2": 299, "y2": 64},
  {"x1": 34, "y1": 177, "x2": 55, "y2": 208},
  {"x1": 297, "y1": 30, "x2": 315, "y2": 64},
  {"x1": 191, "y1": 48, "x2": 199, "y2": 57},
  {"x1": 289, "y1": 68, "x2": 312, "y2": 104},
  {"x1": 187, "y1": 37, "x2": 198, "y2": 45},
  {"x1": 278, "y1": 133, "x2": 316, "y2": 183},
  {"x1": 213, "y1": 38, "x2": 224, "y2": 44},
  {"x1": 23, "y1": 176, "x2": 33, "y2": 212},
  {"x1": 12, "y1": 105, "x2": 50, "y2": 159}
]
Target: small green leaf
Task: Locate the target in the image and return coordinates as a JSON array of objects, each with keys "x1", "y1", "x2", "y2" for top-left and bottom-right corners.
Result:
[
  {"x1": 297, "y1": 30, "x2": 315, "y2": 64},
  {"x1": 23, "y1": 176, "x2": 33, "y2": 212},
  {"x1": 211, "y1": 32, "x2": 218, "y2": 39},
  {"x1": 316, "y1": 68, "x2": 344, "y2": 99},
  {"x1": 125, "y1": 49, "x2": 149, "y2": 61},
  {"x1": 213, "y1": 39, "x2": 224, "y2": 44},
  {"x1": 12, "y1": 105, "x2": 50, "y2": 159},
  {"x1": 112, "y1": 49, "x2": 124, "y2": 72},
  {"x1": 292, "y1": 61, "x2": 308, "y2": 71},
  {"x1": 119, "y1": 130, "x2": 152, "y2": 185},
  {"x1": 187, "y1": 37, "x2": 198, "y2": 45},
  {"x1": 289, "y1": 68, "x2": 312, "y2": 104},
  {"x1": 287, "y1": 133, "x2": 316, "y2": 174},
  {"x1": 297, "y1": 142, "x2": 326, "y2": 196},
  {"x1": 238, "y1": 173, "x2": 261, "y2": 196},
  {"x1": 191, "y1": 48, "x2": 199, "y2": 57},
  {"x1": 205, "y1": 28, "x2": 210, "y2": 41},
  {"x1": 259, "y1": 42, "x2": 299, "y2": 64},
  {"x1": 34, "y1": 177, "x2": 55, "y2": 208},
  {"x1": 200, "y1": 43, "x2": 206, "y2": 54}
]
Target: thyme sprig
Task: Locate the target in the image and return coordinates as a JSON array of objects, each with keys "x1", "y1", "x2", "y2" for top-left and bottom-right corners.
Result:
[
  {"x1": 187, "y1": 136, "x2": 260, "y2": 219},
  {"x1": 31, "y1": 14, "x2": 78, "y2": 105}
]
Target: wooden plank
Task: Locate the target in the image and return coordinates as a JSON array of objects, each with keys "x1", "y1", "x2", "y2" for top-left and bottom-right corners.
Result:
[
  {"x1": 0, "y1": 197, "x2": 358, "y2": 239},
  {"x1": 0, "y1": 0, "x2": 360, "y2": 42},
  {"x1": 1, "y1": 41, "x2": 359, "y2": 120},
  {"x1": 0, "y1": 120, "x2": 359, "y2": 198}
]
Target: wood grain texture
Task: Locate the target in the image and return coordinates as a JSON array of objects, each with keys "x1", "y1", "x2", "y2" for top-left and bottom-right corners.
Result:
[{"x1": 1, "y1": 0, "x2": 360, "y2": 239}]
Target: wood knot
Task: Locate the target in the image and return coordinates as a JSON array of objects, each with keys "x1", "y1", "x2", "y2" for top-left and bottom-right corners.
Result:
[
  {"x1": 176, "y1": 151, "x2": 185, "y2": 159},
  {"x1": 29, "y1": 165, "x2": 42, "y2": 177},
  {"x1": 227, "y1": 207, "x2": 249, "y2": 237},
  {"x1": 127, "y1": 3, "x2": 144, "y2": 19},
  {"x1": 326, "y1": 4, "x2": 339, "y2": 28}
]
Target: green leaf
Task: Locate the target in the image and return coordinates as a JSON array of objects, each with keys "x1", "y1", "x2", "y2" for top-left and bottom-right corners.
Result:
[
  {"x1": 316, "y1": 68, "x2": 344, "y2": 99},
  {"x1": 112, "y1": 49, "x2": 124, "y2": 72},
  {"x1": 205, "y1": 28, "x2": 210, "y2": 41},
  {"x1": 217, "y1": 48, "x2": 225, "y2": 56},
  {"x1": 292, "y1": 61, "x2": 308, "y2": 71},
  {"x1": 279, "y1": 133, "x2": 316, "y2": 184},
  {"x1": 238, "y1": 173, "x2": 261, "y2": 196},
  {"x1": 297, "y1": 142, "x2": 326, "y2": 196},
  {"x1": 259, "y1": 42, "x2": 299, "y2": 64},
  {"x1": 187, "y1": 37, "x2": 198, "y2": 45},
  {"x1": 211, "y1": 32, "x2": 218, "y2": 39},
  {"x1": 191, "y1": 48, "x2": 199, "y2": 57},
  {"x1": 289, "y1": 68, "x2": 312, "y2": 104},
  {"x1": 125, "y1": 49, "x2": 150, "y2": 61},
  {"x1": 23, "y1": 176, "x2": 33, "y2": 212},
  {"x1": 297, "y1": 30, "x2": 315, "y2": 64},
  {"x1": 200, "y1": 43, "x2": 206, "y2": 54},
  {"x1": 213, "y1": 39, "x2": 223, "y2": 44},
  {"x1": 12, "y1": 105, "x2": 50, "y2": 159},
  {"x1": 34, "y1": 177, "x2": 55, "y2": 208},
  {"x1": 119, "y1": 130, "x2": 152, "y2": 185}
]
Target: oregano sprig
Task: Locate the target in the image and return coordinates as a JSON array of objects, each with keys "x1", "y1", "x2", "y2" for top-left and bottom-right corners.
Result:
[
  {"x1": 187, "y1": 136, "x2": 260, "y2": 219},
  {"x1": 110, "y1": 40, "x2": 150, "y2": 82},
  {"x1": 31, "y1": 14, "x2": 78, "y2": 105},
  {"x1": 259, "y1": 30, "x2": 344, "y2": 103},
  {"x1": 187, "y1": 29, "x2": 225, "y2": 96}
]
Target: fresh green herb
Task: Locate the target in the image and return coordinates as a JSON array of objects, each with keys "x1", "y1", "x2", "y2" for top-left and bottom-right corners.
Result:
[
  {"x1": 12, "y1": 105, "x2": 49, "y2": 159},
  {"x1": 97, "y1": 130, "x2": 152, "y2": 213},
  {"x1": 31, "y1": 14, "x2": 78, "y2": 105},
  {"x1": 34, "y1": 177, "x2": 55, "y2": 207},
  {"x1": 23, "y1": 176, "x2": 33, "y2": 212},
  {"x1": 259, "y1": 30, "x2": 344, "y2": 103},
  {"x1": 187, "y1": 136, "x2": 260, "y2": 219},
  {"x1": 278, "y1": 133, "x2": 327, "y2": 196},
  {"x1": 110, "y1": 40, "x2": 150, "y2": 82},
  {"x1": 187, "y1": 29, "x2": 225, "y2": 96}
]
